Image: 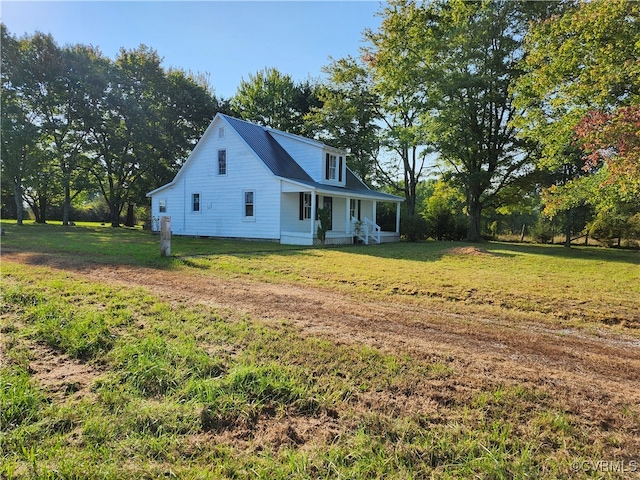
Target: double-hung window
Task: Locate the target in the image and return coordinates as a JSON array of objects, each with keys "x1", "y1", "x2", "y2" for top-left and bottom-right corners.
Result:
[
  {"x1": 244, "y1": 190, "x2": 255, "y2": 219},
  {"x1": 218, "y1": 149, "x2": 227, "y2": 175},
  {"x1": 328, "y1": 155, "x2": 337, "y2": 180},
  {"x1": 159, "y1": 199, "x2": 167, "y2": 213},
  {"x1": 299, "y1": 192, "x2": 312, "y2": 220},
  {"x1": 192, "y1": 193, "x2": 200, "y2": 212},
  {"x1": 325, "y1": 153, "x2": 343, "y2": 182}
]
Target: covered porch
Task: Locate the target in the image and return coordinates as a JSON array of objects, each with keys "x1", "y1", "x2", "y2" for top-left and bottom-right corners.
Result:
[{"x1": 279, "y1": 181, "x2": 403, "y2": 246}]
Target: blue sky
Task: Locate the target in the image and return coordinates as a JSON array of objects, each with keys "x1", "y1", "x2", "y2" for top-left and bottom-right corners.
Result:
[{"x1": 1, "y1": 1, "x2": 384, "y2": 99}]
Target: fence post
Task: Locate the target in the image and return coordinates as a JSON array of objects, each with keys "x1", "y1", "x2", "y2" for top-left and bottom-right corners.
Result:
[{"x1": 160, "y1": 216, "x2": 171, "y2": 257}]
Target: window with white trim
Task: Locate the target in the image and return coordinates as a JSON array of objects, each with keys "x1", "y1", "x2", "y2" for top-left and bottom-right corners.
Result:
[
  {"x1": 299, "y1": 192, "x2": 312, "y2": 220},
  {"x1": 325, "y1": 153, "x2": 343, "y2": 182},
  {"x1": 349, "y1": 199, "x2": 357, "y2": 219},
  {"x1": 192, "y1": 193, "x2": 201, "y2": 212},
  {"x1": 328, "y1": 155, "x2": 337, "y2": 180},
  {"x1": 159, "y1": 199, "x2": 167, "y2": 213},
  {"x1": 244, "y1": 190, "x2": 255, "y2": 218},
  {"x1": 218, "y1": 149, "x2": 227, "y2": 175}
]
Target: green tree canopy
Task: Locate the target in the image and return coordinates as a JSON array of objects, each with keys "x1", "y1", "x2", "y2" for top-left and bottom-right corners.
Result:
[
  {"x1": 231, "y1": 67, "x2": 321, "y2": 136},
  {"x1": 514, "y1": 0, "x2": 640, "y2": 245},
  {"x1": 307, "y1": 57, "x2": 381, "y2": 185},
  {"x1": 1, "y1": 25, "x2": 216, "y2": 226}
]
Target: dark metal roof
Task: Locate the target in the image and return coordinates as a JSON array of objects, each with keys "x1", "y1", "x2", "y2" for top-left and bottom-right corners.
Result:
[
  {"x1": 345, "y1": 169, "x2": 369, "y2": 191},
  {"x1": 293, "y1": 179, "x2": 403, "y2": 201},
  {"x1": 221, "y1": 114, "x2": 403, "y2": 202},
  {"x1": 221, "y1": 114, "x2": 313, "y2": 182}
]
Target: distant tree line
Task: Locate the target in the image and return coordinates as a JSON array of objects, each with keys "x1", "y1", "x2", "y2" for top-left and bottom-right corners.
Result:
[{"x1": 2, "y1": 0, "x2": 639, "y2": 246}]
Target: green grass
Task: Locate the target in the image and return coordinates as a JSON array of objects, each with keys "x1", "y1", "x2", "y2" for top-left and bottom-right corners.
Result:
[
  {"x1": 2, "y1": 263, "x2": 628, "y2": 479},
  {"x1": 2, "y1": 220, "x2": 638, "y2": 332},
  {"x1": 0, "y1": 220, "x2": 300, "y2": 265},
  {"x1": 1, "y1": 221, "x2": 639, "y2": 478},
  {"x1": 184, "y1": 242, "x2": 639, "y2": 327}
]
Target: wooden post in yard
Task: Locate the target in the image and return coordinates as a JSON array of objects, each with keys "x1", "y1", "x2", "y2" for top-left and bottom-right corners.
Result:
[{"x1": 160, "y1": 216, "x2": 171, "y2": 257}]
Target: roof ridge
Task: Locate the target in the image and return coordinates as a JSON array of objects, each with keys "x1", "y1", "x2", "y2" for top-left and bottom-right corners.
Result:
[
  {"x1": 218, "y1": 113, "x2": 268, "y2": 131},
  {"x1": 221, "y1": 114, "x2": 313, "y2": 183}
]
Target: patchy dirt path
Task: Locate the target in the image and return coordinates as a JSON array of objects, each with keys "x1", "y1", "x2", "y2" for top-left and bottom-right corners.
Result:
[{"x1": 6, "y1": 251, "x2": 639, "y2": 400}]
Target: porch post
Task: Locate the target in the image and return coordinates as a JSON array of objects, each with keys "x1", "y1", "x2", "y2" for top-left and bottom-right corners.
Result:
[
  {"x1": 396, "y1": 202, "x2": 401, "y2": 234},
  {"x1": 372, "y1": 201, "x2": 377, "y2": 224},
  {"x1": 310, "y1": 191, "x2": 316, "y2": 236},
  {"x1": 345, "y1": 197, "x2": 351, "y2": 234}
]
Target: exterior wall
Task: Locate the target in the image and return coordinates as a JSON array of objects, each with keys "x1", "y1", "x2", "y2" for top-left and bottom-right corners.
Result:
[
  {"x1": 151, "y1": 117, "x2": 281, "y2": 240},
  {"x1": 150, "y1": 182, "x2": 185, "y2": 233},
  {"x1": 325, "y1": 196, "x2": 348, "y2": 233},
  {"x1": 280, "y1": 191, "x2": 309, "y2": 233}
]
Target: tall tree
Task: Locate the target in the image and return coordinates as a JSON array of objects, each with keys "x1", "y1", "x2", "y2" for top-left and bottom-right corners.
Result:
[
  {"x1": 514, "y1": 0, "x2": 640, "y2": 245},
  {"x1": 2, "y1": 31, "x2": 64, "y2": 223},
  {"x1": 140, "y1": 68, "x2": 217, "y2": 198},
  {"x1": 231, "y1": 67, "x2": 320, "y2": 136},
  {"x1": 307, "y1": 57, "x2": 381, "y2": 185},
  {"x1": 422, "y1": 1, "x2": 554, "y2": 241},
  {"x1": 361, "y1": 0, "x2": 553, "y2": 234},
  {"x1": 363, "y1": 1, "x2": 431, "y2": 216},
  {"x1": 1, "y1": 24, "x2": 39, "y2": 225},
  {"x1": 87, "y1": 46, "x2": 216, "y2": 226}
]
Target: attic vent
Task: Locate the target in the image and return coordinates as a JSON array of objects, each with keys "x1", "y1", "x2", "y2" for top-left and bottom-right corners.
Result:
[{"x1": 218, "y1": 127, "x2": 225, "y2": 139}]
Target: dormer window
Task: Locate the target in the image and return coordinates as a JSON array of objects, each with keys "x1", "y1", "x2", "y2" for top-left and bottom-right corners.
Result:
[
  {"x1": 328, "y1": 155, "x2": 337, "y2": 179},
  {"x1": 325, "y1": 153, "x2": 343, "y2": 182}
]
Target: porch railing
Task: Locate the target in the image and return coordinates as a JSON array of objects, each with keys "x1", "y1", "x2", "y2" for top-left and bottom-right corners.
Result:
[{"x1": 351, "y1": 216, "x2": 381, "y2": 245}]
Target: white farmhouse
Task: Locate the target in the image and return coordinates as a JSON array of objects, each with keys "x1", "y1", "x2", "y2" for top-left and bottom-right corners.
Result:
[{"x1": 147, "y1": 113, "x2": 403, "y2": 245}]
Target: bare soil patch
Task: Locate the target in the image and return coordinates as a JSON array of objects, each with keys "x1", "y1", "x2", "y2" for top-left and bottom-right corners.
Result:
[
  {"x1": 443, "y1": 245, "x2": 494, "y2": 256},
  {"x1": 4, "y1": 251, "x2": 640, "y2": 456},
  {"x1": 27, "y1": 342, "x2": 103, "y2": 401}
]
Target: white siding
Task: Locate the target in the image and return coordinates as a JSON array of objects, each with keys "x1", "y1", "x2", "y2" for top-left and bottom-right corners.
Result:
[
  {"x1": 281, "y1": 191, "x2": 309, "y2": 233},
  {"x1": 150, "y1": 182, "x2": 185, "y2": 233},
  {"x1": 150, "y1": 117, "x2": 281, "y2": 240}
]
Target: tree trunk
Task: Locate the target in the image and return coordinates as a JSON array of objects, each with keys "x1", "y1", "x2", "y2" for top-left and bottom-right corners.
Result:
[
  {"x1": 564, "y1": 208, "x2": 573, "y2": 248},
  {"x1": 36, "y1": 196, "x2": 47, "y2": 224},
  {"x1": 466, "y1": 194, "x2": 483, "y2": 242},
  {"x1": 125, "y1": 203, "x2": 135, "y2": 227},
  {"x1": 110, "y1": 205, "x2": 121, "y2": 227},
  {"x1": 63, "y1": 184, "x2": 71, "y2": 226},
  {"x1": 13, "y1": 178, "x2": 24, "y2": 226}
]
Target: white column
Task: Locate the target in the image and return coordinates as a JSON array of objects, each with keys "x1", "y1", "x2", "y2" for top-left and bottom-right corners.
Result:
[
  {"x1": 310, "y1": 192, "x2": 316, "y2": 236},
  {"x1": 372, "y1": 201, "x2": 377, "y2": 225},
  {"x1": 345, "y1": 197, "x2": 351, "y2": 233},
  {"x1": 396, "y1": 202, "x2": 401, "y2": 234}
]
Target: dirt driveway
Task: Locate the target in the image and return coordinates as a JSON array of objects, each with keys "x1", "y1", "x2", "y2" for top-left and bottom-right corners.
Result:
[{"x1": 5, "y1": 251, "x2": 640, "y2": 456}]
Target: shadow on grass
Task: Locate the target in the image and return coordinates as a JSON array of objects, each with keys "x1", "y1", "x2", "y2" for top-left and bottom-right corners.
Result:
[
  {"x1": 333, "y1": 239, "x2": 639, "y2": 265},
  {"x1": 0, "y1": 221, "x2": 311, "y2": 271},
  {"x1": 2, "y1": 221, "x2": 638, "y2": 270}
]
